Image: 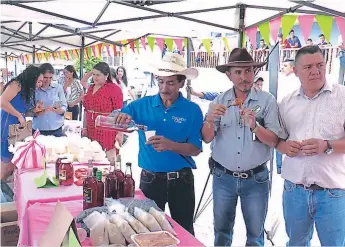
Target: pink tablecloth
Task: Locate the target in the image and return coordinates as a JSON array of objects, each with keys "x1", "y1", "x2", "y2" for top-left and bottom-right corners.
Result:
[
  {"x1": 26, "y1": 192, "x2": 204, "y2": 246},
  {"x1": 14, "y1": 164, "x2": 109, "y2": 246}
]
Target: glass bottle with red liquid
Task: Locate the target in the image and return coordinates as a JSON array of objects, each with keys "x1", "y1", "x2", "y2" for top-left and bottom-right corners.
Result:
[
  {"x1": 123, "y1": 162, "x2": 135, "y2": 197},
  {"x1": 59, "y1": 159, "x2": 74, "y2": 186},
  {"x1": 83, "y1": 160, "x2": 98, "y2": 210},
  {"x1": 115, "y1": 155, "x2": 125, "y2": 198},
  {"x1": 105, "y1": 161, "x2": 118, "y2": 199},
  {"x1": 95, "y1": 111, "x2": 147, "y2": 133},
  {"x1": 96, "y1": 170, "x2": 104, "y2": 207}
]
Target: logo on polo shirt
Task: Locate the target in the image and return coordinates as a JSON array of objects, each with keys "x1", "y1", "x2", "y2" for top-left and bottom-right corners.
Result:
[{"x1": 172, "y1": 116, "x2": 186, "y2": 124}]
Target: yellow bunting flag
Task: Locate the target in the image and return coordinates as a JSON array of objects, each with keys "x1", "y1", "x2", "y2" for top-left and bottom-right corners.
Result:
[
  {"x1": 201, "y1": 39, "x2": 212, "y2": 55},
  {"x1": 147, "y1": 36, "x2": 155, "y2": 52},
  {"x1": 164, "y1": 38, "x2": 174, "y2": 52},
  {"x1": 135, "y1": 39, "x2": 140, "y2": 54},
  {"x1": 222, "y1": 37, "x2": 231, "y2": 51},
  {"x1": 258, "y1": 21, "x2": 271, "y2": 46},
  {"x1": 121, "y1": 40, "x2": 128, "y2": 54},
  {"x1": 282, "y1": 15, "x2": 298, "y2": 40},
  {"x1": 315, "y1": 15, "x2": 334, "y2": 42}
]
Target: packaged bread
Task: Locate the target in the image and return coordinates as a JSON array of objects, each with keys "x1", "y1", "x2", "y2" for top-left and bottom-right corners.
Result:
[
  {"x1": 106, "y1": 219, "x2": 126, "y2": 245},
  {"x1": 109, "y1": 214, "x2": 136, "y2": 244},
  {"x1": 133, "y1": 207, "x2": 162, "y2": 232},
  {"x1": 149, "y1": 207, "x2": 177, "y2": 236},
  {"x1": 119, "y1": 211, "x2": 149, "y2": 234},
  {"x1": 89, "y1": 212, "x2": 109, "y2": 246}
]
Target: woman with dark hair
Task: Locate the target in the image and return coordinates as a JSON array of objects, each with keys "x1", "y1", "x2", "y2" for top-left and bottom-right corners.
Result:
[
  {"x1": 83, "y1": 62, "x2": 123, "y2": 162},
  {"x1": 116, "y1": 66, "x2": 135, "y2": 105},
  {"x1": 33, "y1": 63, "x2": 67, "y2": 137},
  {"x1": 63, "y1": 65, "x2": 84, "y2": 120},
  {"x1": 1, "y1": 66, "x2": 43, "y2": 181}
]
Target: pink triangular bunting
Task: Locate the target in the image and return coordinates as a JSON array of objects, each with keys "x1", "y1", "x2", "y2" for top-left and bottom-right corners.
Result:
[
  {"x1": 335, "y1": 17, "x2": 345, "y2": 46},
  {"x1": 298, "y1": 15, "x2": 315, "y2": 43},
  {"x1": 155, "y1": 37, "x2": 165, "y2": 52},
  {"x1": 140, "y1": 37, "x2": 146, "y2": 50},
  {"x1": 246, "y1": 26, "x2": 258, "y2": 49},
  {"x1": 269, "y1": 17, "x2": 282, "y2": 42},
  {"x1": 173, "y1": 39, "x2": 183, "y2": 52}
]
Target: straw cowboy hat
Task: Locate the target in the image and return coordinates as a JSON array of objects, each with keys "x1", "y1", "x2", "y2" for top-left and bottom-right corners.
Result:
[
  {"x1": 150, "y1": 52, "x2": 199, "y2": 80},
  {"x1": 216, "y1": 48, "x2": 267, "y2": 73}
]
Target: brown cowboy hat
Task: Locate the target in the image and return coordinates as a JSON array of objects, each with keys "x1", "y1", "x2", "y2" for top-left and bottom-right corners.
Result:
[{"x1": 216, "y1": 48, "x2": 267, "y2": 73}]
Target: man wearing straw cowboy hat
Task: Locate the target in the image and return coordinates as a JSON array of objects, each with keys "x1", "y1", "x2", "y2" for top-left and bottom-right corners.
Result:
[
  {"x1": 202, "y1": 48, "x2": 282, "y2": 246},
  {"x1": 114, "y1": 52, "x2": 203, "y2": 235}
]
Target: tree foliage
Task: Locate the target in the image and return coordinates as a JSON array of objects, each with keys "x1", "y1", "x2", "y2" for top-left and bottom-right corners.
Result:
[{"x1": 74, "y1": 56, "x2": 103, "y2": 74}]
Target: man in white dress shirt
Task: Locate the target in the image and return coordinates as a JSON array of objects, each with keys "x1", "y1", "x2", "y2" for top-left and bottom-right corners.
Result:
[{"x1": 277, "y1": 45, "x2": 345, "y2": 246}]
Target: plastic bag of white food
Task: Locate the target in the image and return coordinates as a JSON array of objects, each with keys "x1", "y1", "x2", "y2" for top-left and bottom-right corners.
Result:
[
  {"x1": 149, "y1": 207, "x2": 177, "y2": 236},
  {"x1": 109, "y1": 214, "x2": 136, "y2": 244},
  {"x1": 119, "y1": 211, "x2": 149, "y2": 234},
  {"x1": 106, "y1": 219, "x2": 126, "y2": 245},
  {"x1": 107, "y1": 200, "x2": 126, "y2": 214},
  {"x1": 134, "y1": 207, "x2": 162, "y2": 232},
  {"x1": 89, "y1": 212, "x2": 109, "y2": 246}
]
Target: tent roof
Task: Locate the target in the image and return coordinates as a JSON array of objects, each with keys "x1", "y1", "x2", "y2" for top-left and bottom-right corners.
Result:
[{"x1": 1, "y1": 0, "x2": 345, "y2": 56}]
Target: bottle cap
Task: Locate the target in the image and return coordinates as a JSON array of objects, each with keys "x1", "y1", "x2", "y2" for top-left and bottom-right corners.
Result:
[
  {"x1": 126, "y1": 162, "x2": 132, "y2": 166},
  {"x1": 96, "y1": 170, "x2": 103, "y2": 181},
  {"x1": 93, "y1": 167, "x2": 98, "y2": 176}
]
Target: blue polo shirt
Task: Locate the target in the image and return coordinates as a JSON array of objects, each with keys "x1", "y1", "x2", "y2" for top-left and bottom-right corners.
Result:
[{"x1": 122, "y1": 93, "x2": 203, "y2": 172}]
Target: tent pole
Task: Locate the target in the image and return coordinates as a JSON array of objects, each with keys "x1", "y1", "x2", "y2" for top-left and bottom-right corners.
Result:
[
  {"x1": 15, "y1": 59, "x2": 17, "y2": 76},
  {"x1": 186, "y1": 37, "x2": 192, "y2": 100},
  {"x1": 32, "y1": 45, "x2": 35, "y2": 64},
  {"x1": 237, "y1": 4, "x2": 246, "y2": 48},
  {"x1": 79, "y1": 36, "x2": 85, "y2": 79},
  {"x1": 5, "y1": 52, "x2": 8, "y2": 83}
]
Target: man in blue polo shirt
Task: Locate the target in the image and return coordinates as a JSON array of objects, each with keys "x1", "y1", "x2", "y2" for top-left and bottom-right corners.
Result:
[{"x1": 114, "y1": 53, "x2": 203, "y2": 235}]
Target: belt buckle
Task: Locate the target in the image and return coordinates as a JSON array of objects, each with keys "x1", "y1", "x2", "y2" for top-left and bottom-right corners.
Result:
[
  {"x1": 167, "y1": 172, "x2": 179, "y2": 180},
  {"x1": 233, "y1": 172, "x2": 248, "y2": 179}
]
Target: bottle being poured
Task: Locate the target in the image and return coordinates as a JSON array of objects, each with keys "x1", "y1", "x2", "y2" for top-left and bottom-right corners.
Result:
[{"x1": 95, "y1": 110, "x2": 147, "y2": 133}]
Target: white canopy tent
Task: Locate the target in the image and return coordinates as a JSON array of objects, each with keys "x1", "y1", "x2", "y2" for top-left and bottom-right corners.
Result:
[{"x1": 1, "y1": 0, "x2": 345, "y2": 57}]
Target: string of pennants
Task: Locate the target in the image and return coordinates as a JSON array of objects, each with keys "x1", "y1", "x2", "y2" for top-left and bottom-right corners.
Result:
[
  {"x1": 245, "y1": 14, "x2": 345, "y2": 50},
  {"x1": 7, "y1": 35, "x2": 235, "y2": 63},
  {"x1": 8, "y1": 36, "x2": 192, "y2": 63}
]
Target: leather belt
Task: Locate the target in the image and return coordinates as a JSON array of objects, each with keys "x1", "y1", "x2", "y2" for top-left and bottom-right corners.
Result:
[
  {"x1": 142, "y1": 168, "x2": 192, "y2": 181},
  {"x1": 297, "y1": 184, "x2": 325, "y2": 190},
  {"x1": 212, "y1": 158, "x2": 265, "y2": 179}
]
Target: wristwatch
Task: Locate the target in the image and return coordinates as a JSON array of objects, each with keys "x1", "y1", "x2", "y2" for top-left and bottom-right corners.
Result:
[
  {"x1": 324, "y1": 140, "x2": 334, "y2": 155},
  {"x1": 251, "y1": 121, "x2": 261, "y2": 133}
]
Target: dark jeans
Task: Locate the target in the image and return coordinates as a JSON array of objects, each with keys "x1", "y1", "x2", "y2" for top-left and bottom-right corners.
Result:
[
  {"x1": 139, "y1": 168, "x2": 195, "y2": 235},
  {"x1": 32, "y1": 126, "x2": 63, "y2": 137},
  {"x1": 67, "y1": 105, "x2": 79, "y2": 120}
]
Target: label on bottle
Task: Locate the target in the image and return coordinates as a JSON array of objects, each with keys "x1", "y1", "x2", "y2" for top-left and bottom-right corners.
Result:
[
  {"x1": 59, "y1": 170, "x2": 66, "y2": 181},
  {"x1": 83, "y1": 188, "x2": 92, "y2": 203}
]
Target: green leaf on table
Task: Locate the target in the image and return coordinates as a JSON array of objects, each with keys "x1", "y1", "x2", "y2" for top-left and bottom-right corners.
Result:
[{"x1": 34, "y1": 170, "x2": 59, "y2": 188}]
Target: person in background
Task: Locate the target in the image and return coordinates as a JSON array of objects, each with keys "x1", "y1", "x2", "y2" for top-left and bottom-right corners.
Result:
[
  {"x1": 287, "y1": 30, "x2": 302, "y2": 48},
  {"x1": 278, "y1": 33, "x2": 291, "y2": 49},
  {"x1": 1, "y1": 66, "x2": 43, "y2": 199},
  {"x1": 306, "y1": 38, "x2": 313, "y2": 46},
  {"x1": 114, "y1": 53, "x2": 203, "y2": 235},
  {"x1": 275, "y1": 58, "x2": 300, "y2": 174},
  {"x1": 63, "y1": 65, "x2": 84, "y2": 120},
  {"x1": 202, "y1": 48, "x2": 281, "y2": 246},
  {"x1": 33, "y1": 63, "x2": 67, "y2": 137},
  {"x1": 186, "y1": 77, "x2": 264, "y2": 101},
  {"x1": 277, "y1": 45, "x2": 345, "y2": 247},
  {"x1": 116, "y1": 66, "x2": 136, "y2": 106},
  {"x1": 254, "y1": 76, "x2": 264, "y2": 90},
  {"x1": 83, "y1": 62, "x2": 123, "y2": 162},
  {"x1": 318, "y1": 34, "x2": 331, "y2": 63},
  {"x1": 258, "y1": 39, "x2": 269, "y2": 50}
]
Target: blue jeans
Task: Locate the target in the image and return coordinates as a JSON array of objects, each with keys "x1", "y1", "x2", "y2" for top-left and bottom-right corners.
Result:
[
  {"x1": 276, "y1": 150, "x2": 282, "y2": 174},
  {"x1": 283, "y1": 180, "x2": 345, "y2": 246},
  {"x1": 213, "y1": 165, "x2": 269, "y2": 246}
]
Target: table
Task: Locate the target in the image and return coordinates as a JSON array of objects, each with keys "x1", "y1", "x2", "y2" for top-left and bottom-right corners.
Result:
[
  {"x1": 26, "y1": 192, "x2": 204, "y2": 246},
  {"x1": 15, "y1": 164, "x2": 109, "y2": 246},
  {"x1": 15, "y1": 165, "x2": 204, "y2": 246}
]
